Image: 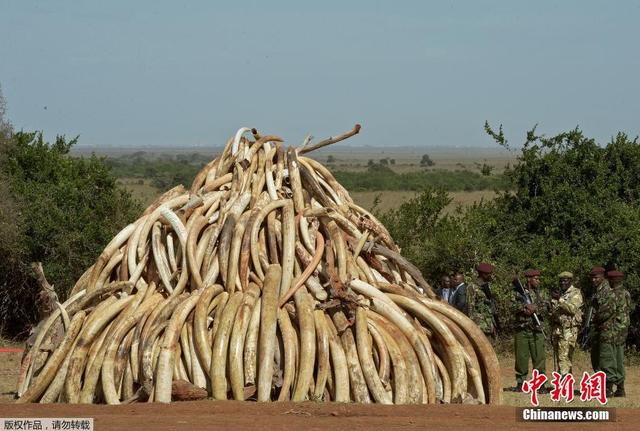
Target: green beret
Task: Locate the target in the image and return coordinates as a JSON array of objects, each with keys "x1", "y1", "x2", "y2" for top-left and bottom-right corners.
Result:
[{"x1": 558, "y1": 271, "x2": 573, "y2": 279}]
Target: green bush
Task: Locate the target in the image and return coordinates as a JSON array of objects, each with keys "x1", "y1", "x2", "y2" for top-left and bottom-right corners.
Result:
[
  {"x1": 380, "y1": 126, "x2": 640, "y2": 348},
  {"x1": 0, "y1": 131, "x2": 141, "y2": 338}
]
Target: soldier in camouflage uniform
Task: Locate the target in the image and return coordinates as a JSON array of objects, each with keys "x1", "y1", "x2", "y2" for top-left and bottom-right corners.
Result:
[
  {"x1": 594, "y1": 270, "x2": 633, "y2": 397},
  {"x1": 587, "y1": 266, "x2": 608, "y2": 372},
  {"x1": 466, "y1": 263, "x2": 497, "y2": 337},
  {"x1": 513, "y1": 269, "x2": 548, "y2": 392},
  {"x1": 592, "y1": 271, "x2": 629, "y2": 396},
  {"x1": 550, "y1": 271, "x2": 583, "y2": 377}
]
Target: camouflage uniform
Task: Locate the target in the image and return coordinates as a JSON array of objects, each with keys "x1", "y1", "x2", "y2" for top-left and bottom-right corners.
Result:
[
  {"x1": 466, "y1": 282, "x2": 496, "y2": 336},
  {"x1": 513, "y1": 287, "x2": 548, "y2": 385},
  {"x1": 585, "y1": 280, "x2": 609, "y2": 372},
  {"x1": 550, "y1": 285, "x2": 583, "y2": 375},
  {"x1": 593, "y1": 281, "x2": 632, "y2": 387}
]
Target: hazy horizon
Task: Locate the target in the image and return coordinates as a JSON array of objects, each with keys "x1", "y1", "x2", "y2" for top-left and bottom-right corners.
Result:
[{"x1": 2, "y1": 1, "x2": 639, "y2": 148}]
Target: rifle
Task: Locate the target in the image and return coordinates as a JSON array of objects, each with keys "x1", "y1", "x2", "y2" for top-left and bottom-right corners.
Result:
[
  {"x1": 512, "y1": 278, "x2": 546, "y2": 339},
  {"x1": 482, "y1": 283, "x2": 501, "y2": 335},
  {"x1": 579, "y1": 302, "x2": 594, "y2": 349}
]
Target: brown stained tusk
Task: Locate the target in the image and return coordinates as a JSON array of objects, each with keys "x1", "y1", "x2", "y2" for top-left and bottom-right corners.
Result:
[{"x1": 278, "y1": 231, "x2": 324, "y2": 307}]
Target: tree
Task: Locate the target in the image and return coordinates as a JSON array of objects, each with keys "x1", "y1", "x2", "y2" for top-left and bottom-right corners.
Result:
[
  {"x1": 380, "y1": 187, "x2": 494, "y2": 285},
  {"x1": 420, "y1": 154, "x2": 435, "y2": 167},
  {"x1": 379, "y1": 158, "x2": 389, "y2": 165},
  {"x1": 390, "y1": 159, "x2": 396, "y2": 165},
  {"x1": 382, "y1": 124, "x2": 640, "y2": 346},
  {"x1": 484, "y1": 125, "x2": 640, "y2": 343},
  {"x1": 480, "y1": 163, "x2": 494, "y2": 176},
  {"x1": 0, "y1": 127, "x2": 141, "y2": 337},
  {"x1": 0, "y1": 85, "x2": 10, "y2": 139},
  {"x1": 327, "y1": 155, "x2": 336, "y2": 163}
]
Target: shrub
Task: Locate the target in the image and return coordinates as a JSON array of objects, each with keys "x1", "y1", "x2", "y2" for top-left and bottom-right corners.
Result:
[
  {"x1": 380, "y1": 125, "x2": 640, "y2": 347},
  {"x1": 0, "y1": 131, "x2": 140, "y2": 337}
]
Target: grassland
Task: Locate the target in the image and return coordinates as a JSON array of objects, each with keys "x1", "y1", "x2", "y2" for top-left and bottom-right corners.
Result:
[
  {"x1": 104, "y1": 146, "x2": 514, "y2": 211},
  {"x1": 352, "y1": 190, "x2": 499, "y2": 213},
  {"x1": 117, "y1": 178, "x2": 159, "y2": 204}
]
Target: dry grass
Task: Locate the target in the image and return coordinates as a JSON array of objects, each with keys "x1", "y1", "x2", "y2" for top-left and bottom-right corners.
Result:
[
  {"x1": 318, "y1": 149, "x2": 516, "y2": 174},
  {"x1": 350, "y1": 190, "x2": 498, "y2": 214},
  {"x1": 117, "y1": 178, "x2": 159, "y2": 205},
  {"x1": 350, "y1": 191, "x2": 417, "y2": 213}
]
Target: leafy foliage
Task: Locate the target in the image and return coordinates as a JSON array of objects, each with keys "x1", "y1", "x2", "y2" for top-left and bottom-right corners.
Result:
[
  {"x1": 420, "y1": 154, "x2": 435, "y2": 167},
  {"x1": 382, "y1": 126, "x2": 640, "y2": 347},
  {"x1": 0, "y1": 131, "x2": 140, "y2": 337}
]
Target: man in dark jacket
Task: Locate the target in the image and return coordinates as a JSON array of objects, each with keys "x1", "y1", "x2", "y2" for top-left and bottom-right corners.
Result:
[
  {"x1": 449, "y1": 270, "x2": 467, "y2": 312},
  {"x1": 436, "y1": 274, "x2": 452, "y2": 302}
]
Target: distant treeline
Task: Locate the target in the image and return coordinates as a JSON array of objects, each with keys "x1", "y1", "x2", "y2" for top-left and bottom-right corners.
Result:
[
  {"x1": 105, "y1": 153, "x2": 205, "y2": 190},
  {"x1": 333, "y1": 164, "x2": 507, "y2": 192},
  {"x1": 106, "y1": 153, "x2": 507, "y2": 193}
]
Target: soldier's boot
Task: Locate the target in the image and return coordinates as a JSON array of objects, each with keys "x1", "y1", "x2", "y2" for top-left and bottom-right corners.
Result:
[
  {"x1": 613, "y1": 382, "x2": 626, "y2": 398},
  {"x1": 514, "y1": 382, "x2": 523, "y2": 392},
  {"x1": 606, "y1": 382, "x2": 614, "y2": 398}
]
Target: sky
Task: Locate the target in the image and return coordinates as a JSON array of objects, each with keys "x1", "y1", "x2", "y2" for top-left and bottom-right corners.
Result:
[{"x1": 1, "y1": 0, "x2": 639, "y2": 148}]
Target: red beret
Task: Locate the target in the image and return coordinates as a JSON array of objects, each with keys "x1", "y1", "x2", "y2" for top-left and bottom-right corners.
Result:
[
  {"x1": 589, "y1": 266, "x2": 606, "y2": 276},
  {"x1": 607, "y1": 270, "x2": 624, "y2": 278},
  {"x1": 524, "y1": 269, "x2": 541, "y2": 277},
  {"x1": 476, "y1": 263, "x2": 495, "y2": 274}
]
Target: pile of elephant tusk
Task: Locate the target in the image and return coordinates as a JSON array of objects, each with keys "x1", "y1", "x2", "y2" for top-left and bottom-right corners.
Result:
[{"x1": 16, "y1": 125, "x2": 501, "y2": 405}]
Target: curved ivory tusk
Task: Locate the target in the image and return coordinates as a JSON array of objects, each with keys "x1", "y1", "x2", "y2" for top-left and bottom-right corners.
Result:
[
  {"x1": 89, "y1": 223, "x2": 136, "y2": 293},
  {"x1": 256, "y1": 265, "x2": 281, "y2": 401},
  {"x1": 291, "y1": 290, "x2": 315, "y2": 401},
  {"x1": 232, "y1": 127, "x2": 252, "y2": 156},
  {"x1": 276, "y1": 307, "x2": 296, "y2": 401},
  {"x1": 154, "y1": 292, "x2": 201, "y2": 403},
  {"x1": 210, "y1": 291, "x2": 243, "y2": 399},
  {"x1": 279, "y1": 231, "x2": 324, "y2": 307},
  {"x1": 368, "y1": 319, "x2": 408, "y2": 404},
  {"x1": 354, "y1": 307, "x2": 392, "y2": 404},
  {"x1": 17, "y1": 311, "x2": 86, "y2": 403}
]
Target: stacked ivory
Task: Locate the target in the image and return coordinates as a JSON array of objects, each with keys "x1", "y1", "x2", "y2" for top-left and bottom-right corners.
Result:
[{"x1": 16, "y1": 126, "x2": 501, "y2": 405}]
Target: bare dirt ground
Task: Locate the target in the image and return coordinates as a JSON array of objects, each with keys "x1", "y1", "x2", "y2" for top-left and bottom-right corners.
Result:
[
  {"x1": 2, "y1": 401, "x2": 639, "y2": 431},
  {"x1": 2, "y1": 348, "x2": 638, "y2": 430}
]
